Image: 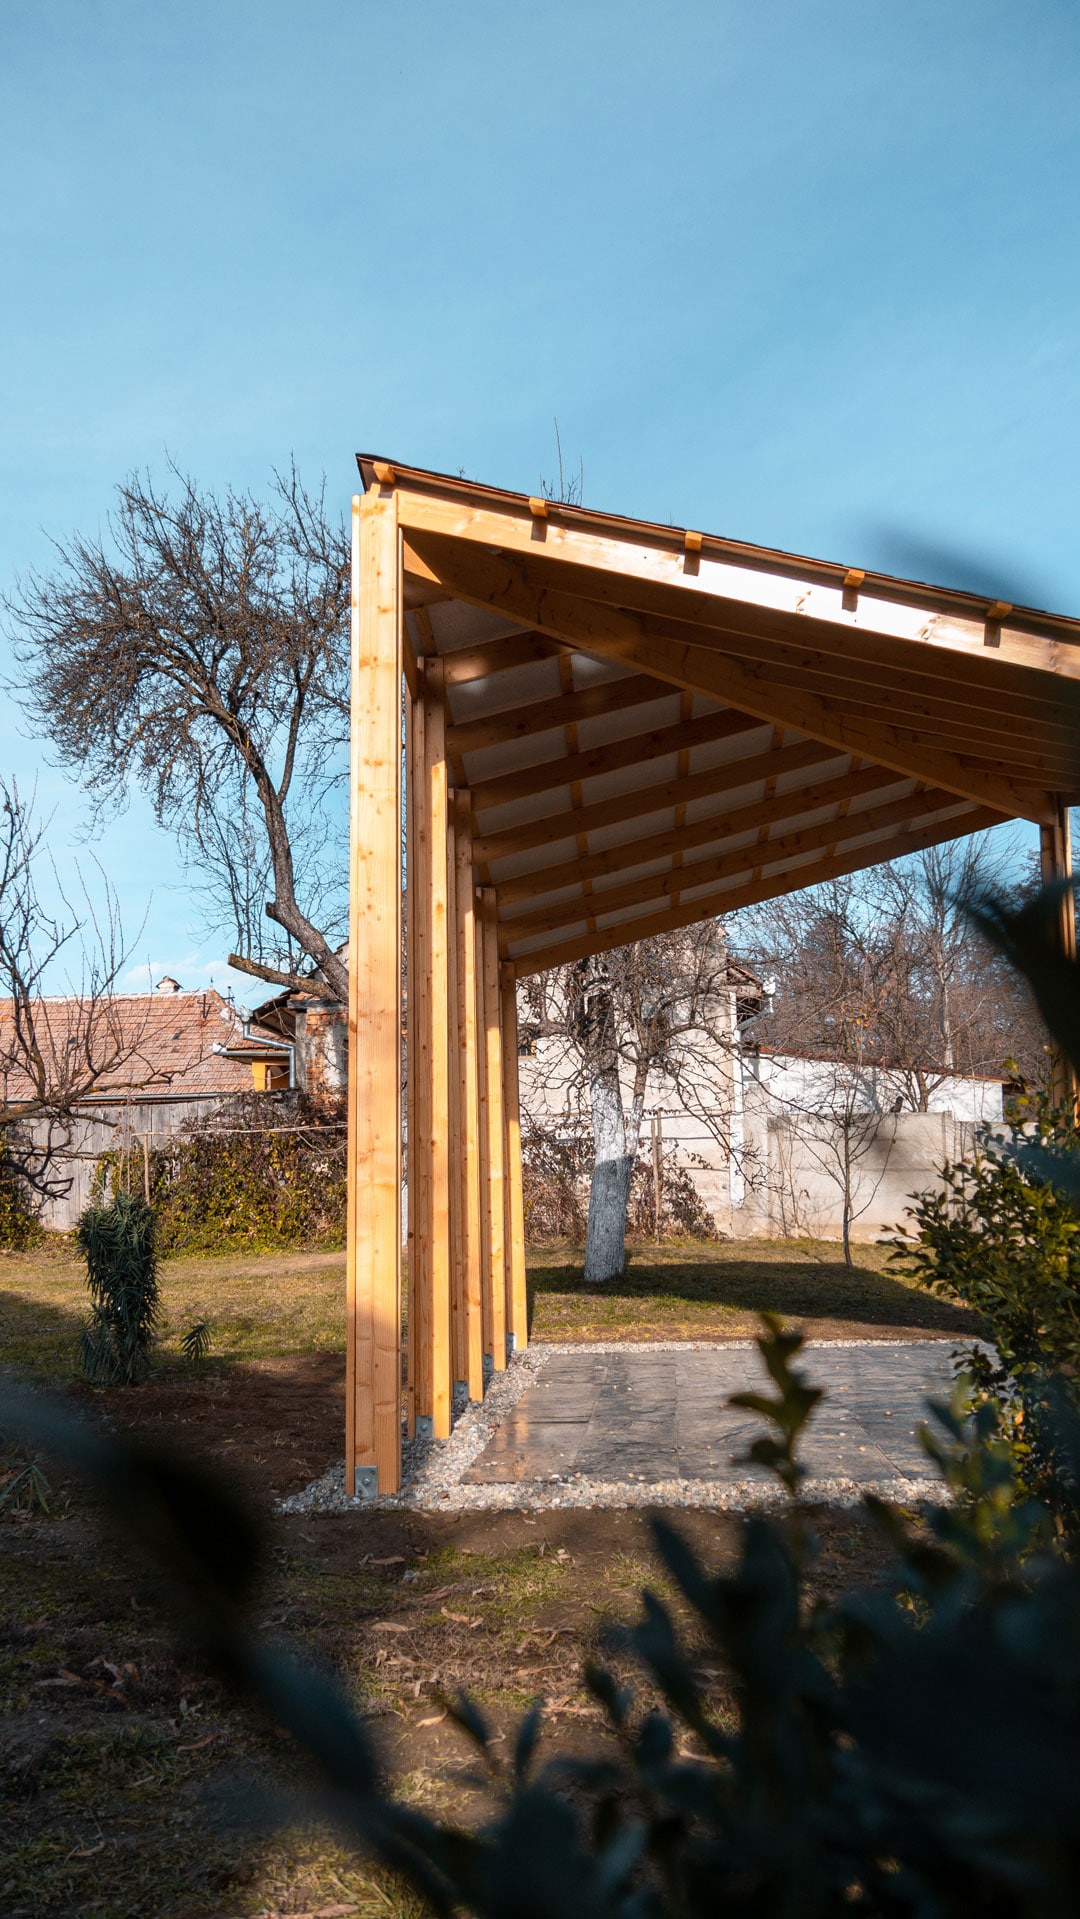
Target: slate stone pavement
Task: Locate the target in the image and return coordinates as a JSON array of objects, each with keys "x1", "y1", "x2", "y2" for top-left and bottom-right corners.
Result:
[{"x1": 460, "y1": 1343, "x2": 957, "y2": 1488}]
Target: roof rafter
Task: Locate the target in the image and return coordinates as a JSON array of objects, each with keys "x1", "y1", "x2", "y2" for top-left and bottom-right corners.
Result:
[
  {"x1": 506, "y1": 807, "x2": 999, "y2": 973},
  {"x1": 500, "y1": 789, "x2": 974, "y2": 941},
  {"x1": 405, "y1": 530, "x2": 1061, "y2": 821}
]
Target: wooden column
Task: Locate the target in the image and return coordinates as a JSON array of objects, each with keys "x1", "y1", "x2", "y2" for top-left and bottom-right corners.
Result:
[
  {"x1": 479, "y1": 886, "x2": 507, "y2": 1369},
  {"x1": 346, "y1": 489, "x2": 403, "y2": 1497},
  {"x1": 500, "y1": 962, "x2": 528, "y2": 1353},
  {"x1": 404, "y1": 689, "x2": 419, "y2": 1438},
  {"x1": 453, "y1": 791, "x2": 484, "y2": 1399},
  {"x1": 1040, "y1": 798, "x2": 1077, "y2": 1105},
  {"x1": 414, "y1": 659, "x2": 452, "y2": 1439}
]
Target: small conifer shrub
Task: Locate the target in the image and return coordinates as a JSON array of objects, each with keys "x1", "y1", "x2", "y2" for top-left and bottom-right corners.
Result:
[{"x1": 77, "y1": 1192, "x2": 161, "y2": 1385}]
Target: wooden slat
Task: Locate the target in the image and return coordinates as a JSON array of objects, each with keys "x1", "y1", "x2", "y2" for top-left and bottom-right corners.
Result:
[
  {"x1": 435, "y1": 626, "x2": 570, "y2": 685},
  {"x1": 499, "y1": 789, "x2": 970, "y2": 943},
  {"x1": 405, "y1": 531, "x2": 1057, "y2": 820},
  {"x1": 453, "y1": 789, "x2": 485, "y2": 1400},
  {"x1": 510, "y1": 807, "x2": 999, "y2": 976},
  {"x1": 447, "y1": 669, "x2": 672, "y2": 756},
  {"x1": 479, "y1": 886, "x2": 507, "y2": 1369},
  {"x1": 494, "y1": 763, "x2": 907, "y2": 907},
  {"x1": 468, "y1": 706, "x2": 762, "y2": 814},
  {"x1": 475, "y1": 737, "x2": 846, "y2": 865},
  {"x1": 500, "y1": 962, "x2": 528, "y2": 1353},
  {"x1": 346, "y1": 490, "x2": 402, "y2": 1497}
]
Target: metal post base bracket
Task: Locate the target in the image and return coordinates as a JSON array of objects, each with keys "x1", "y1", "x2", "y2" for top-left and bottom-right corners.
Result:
[
  {"x1": 352, "y1": 1466, "x2": 378, "y2": 1500},
  {"x1": 415, "y1": 1415, "x2": 434, "y2": 1441}
]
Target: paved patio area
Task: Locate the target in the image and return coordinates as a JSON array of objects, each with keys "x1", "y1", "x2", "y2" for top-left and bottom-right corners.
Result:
[{"x1": 461, "y1": 1342, "x2": 957, "y2": 1489}]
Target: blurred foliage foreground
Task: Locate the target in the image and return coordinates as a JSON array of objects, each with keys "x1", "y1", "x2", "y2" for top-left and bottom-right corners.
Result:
[{"x1": 7, "y1": 876, "x2": 1080, "y2": 1915}]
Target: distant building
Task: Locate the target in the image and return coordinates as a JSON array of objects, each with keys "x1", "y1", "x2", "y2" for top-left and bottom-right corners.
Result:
[{"x1": 0, "y1": 977, "x2": 313, "y2": 1229}]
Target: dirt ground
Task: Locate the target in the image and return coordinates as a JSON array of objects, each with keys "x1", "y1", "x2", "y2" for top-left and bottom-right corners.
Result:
[{"x1": 1, "y1": 1237, "x2": 956, "y2": 1917}]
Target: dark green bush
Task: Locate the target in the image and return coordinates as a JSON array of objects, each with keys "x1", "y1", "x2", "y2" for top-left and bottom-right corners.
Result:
[
  {"x1": 896, "y1": 1083, "x2": 1080, "y2": 1527},
  {"x1": 94, "y1": 1095, "x2": 347, "y2": 1254},
  {"x1": 77, "y1": 1191, "x2": 161, "y2": 1384}
]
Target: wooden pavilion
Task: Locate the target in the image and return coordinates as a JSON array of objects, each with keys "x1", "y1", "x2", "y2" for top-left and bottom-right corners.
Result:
[{"x1": 347, "y1": 457, "x2": 1080, "y2": 1495}]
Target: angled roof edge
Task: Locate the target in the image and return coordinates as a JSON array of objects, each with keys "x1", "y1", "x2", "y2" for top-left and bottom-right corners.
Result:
[{"x1": 355, "y1": 453, "x2": 1080, "y2": 647}]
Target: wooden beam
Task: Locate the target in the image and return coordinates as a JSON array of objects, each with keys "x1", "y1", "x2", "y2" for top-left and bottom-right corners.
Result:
[
  {"x1": 422, "y1": 660, "x2": 452, "y2": 1439},
  {"x1": 446, "y1": 788, "x2": 465, "y2": 1392},
  {"x1": 446, "y1": 669, "x2": 672, "y2": 757},
  {"x1": 423, "y1": 625, "x2": 569, "y2": 686},
  {"x1": 499, "y1": 789, "x2": 973, "y2": 943},
  {"x1": 468, "y1": 705, "x2": 763, "y2": 814},
  {"x1": 511, "y1": 806, "x2": 1000, "y2": 976},
  {"x1": 404, "y1": 530, "x2": 1056, "y2": 820},
  {"x1": 346, "y1": 490, "x2": 402, "y2": 1498},
  {"x1": 474, "y1": 737, "x2": 848, "y2": 866},
  {"x1": 397, "y1": 493, "x2": 1080, "y2": 698},
  {"x1": 453, "y1": 789, "x2": 485, "y2": 1400},
  {"x1": 1039, "y1": 798, "x2": 1078, "y2": 1109},
  {"x1": 478, "y1": 886, "x2": 507, "y2": 1369},
  {"x1": 404, "y1": 690, "x2": 419, "y2": 1439},
  {"x1": 494, "y1": 763, "x2": 910, "y2": 907},
  {"x1": 500, "y1": 962, "x2": 528, "y2": 1354}
]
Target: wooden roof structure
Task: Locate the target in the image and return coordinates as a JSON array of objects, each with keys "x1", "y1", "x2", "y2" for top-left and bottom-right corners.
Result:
[{"x1": 345, "y1": 457, "x2": 1080, "y2": 1495}]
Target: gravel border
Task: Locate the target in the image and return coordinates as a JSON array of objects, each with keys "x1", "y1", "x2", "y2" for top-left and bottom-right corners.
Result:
[{"x1": 277, "y1": 1339, "x2": 958, "y2": 1517}]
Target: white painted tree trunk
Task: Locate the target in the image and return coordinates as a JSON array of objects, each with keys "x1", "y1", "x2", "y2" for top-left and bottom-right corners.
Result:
[{"x1": 583, "y1": 1057, "x2": 632, "y2": 1283}]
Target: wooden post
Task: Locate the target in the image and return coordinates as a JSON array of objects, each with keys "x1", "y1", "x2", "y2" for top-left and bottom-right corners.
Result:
[
  {"x1": 346, "y1": 489, "x2": 402, "y2": 1498},
  {"x1": 480, "y1": 887, "x2": 507, "y2": 1369},
  {"x1": 454, "y1": 791, "x2": 484, "y2": 1399},
  {"x1": 417, "y1": 659, "x2": 452, "y2": 1439},
  {"x1": 1040, "y1": 798, "x2": 1077, "y2": 1105},
  {"x1": 500, "y1": 962, "x2": 528, "y2": 1353},
  {"x1": 446, "y1": 787, "x2": 468, "y2": 1395},
  {"x1": 404, "y1": 688, "x2": 419, "y2": 1437}
]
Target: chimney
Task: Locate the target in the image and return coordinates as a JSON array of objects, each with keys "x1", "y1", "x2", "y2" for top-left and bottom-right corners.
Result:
[{"x1": 156, "y1": 976, "x2": 182, "y2": 995}]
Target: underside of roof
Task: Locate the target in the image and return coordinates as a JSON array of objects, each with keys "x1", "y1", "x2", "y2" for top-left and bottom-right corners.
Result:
[{"x1": 357, "y1": 457, "x2": 1080, "y2": 978}]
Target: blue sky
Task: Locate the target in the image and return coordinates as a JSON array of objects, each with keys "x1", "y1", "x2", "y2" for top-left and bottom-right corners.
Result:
[{"x1": 2, "y1": 0, "x2": 1077, "y2": 998}]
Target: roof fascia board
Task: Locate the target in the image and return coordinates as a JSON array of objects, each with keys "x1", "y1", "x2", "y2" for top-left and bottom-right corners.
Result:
[{"x1": 358, "y1": 455, "x2": 1080, "y2": 649}]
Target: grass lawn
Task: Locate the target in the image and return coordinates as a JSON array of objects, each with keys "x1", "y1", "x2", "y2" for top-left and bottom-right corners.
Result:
[
  {"x1": 0, "y1": 1233, "x2": 955, "y2": 1916},
  {"x1": 0, "y1": 1231, "x2": 975, "y2": 1382}
]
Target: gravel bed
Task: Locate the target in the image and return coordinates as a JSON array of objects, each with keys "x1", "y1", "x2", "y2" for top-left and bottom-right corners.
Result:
[{"x1": 277, "y1": 1340, "x2": 955, "y2": 1517}]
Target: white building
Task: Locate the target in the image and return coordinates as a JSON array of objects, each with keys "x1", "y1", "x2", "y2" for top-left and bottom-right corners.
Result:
[{"x1": 518, "y1": 1013, "x2": 1005, "y2": 1244}]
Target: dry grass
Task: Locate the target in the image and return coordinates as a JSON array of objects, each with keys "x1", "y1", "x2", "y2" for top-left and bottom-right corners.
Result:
[{"x1": 0, "y1": 1231, "x2": 971, "y2": 1384}]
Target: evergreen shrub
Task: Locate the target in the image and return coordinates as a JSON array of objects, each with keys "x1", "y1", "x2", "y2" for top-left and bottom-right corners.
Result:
[{"x1": 897, "y1": 1082, "x2": 1080, "y2": 1523}]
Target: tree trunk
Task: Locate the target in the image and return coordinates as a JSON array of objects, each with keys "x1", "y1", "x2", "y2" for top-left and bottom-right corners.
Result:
[{"x1": 583, "y1": 1054, "x2": 632, "y2": 1283}]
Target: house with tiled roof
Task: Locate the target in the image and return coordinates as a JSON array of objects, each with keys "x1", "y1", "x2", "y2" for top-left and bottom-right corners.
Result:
[{"x1": 0, "y1": 978, "x2": 298, "y2": 1227}]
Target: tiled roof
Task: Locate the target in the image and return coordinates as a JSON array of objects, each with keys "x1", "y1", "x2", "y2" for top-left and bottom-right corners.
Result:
[{"x1": 0, "y1": 990, "x2": 287, "y2": 1104}]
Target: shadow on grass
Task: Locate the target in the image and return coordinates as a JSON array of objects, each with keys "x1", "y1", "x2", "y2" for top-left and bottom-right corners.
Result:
[
  {"x1": 526, "y1": 1244, "x2": 980, "y2": 1337},
  {"x1": 0, "y1": 1286, "x2": 87, "y2": 1383}
]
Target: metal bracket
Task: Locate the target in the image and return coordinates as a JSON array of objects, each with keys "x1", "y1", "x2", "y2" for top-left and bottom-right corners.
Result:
[
  {"x1": 415, "y1": 1415, "x2": 434, "y2": 1441},
  {"x1": 353, "y1": 1466, "x2": 378, "y2": 1500},
  {"x1": 482, "y1": 1352, "x2": 495, "y2": 1385}
]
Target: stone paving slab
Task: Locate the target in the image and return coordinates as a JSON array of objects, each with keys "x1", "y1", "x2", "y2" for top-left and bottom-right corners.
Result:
[{"x1": 461, "y1": 1342, "x2": 956, "y2": 1488}]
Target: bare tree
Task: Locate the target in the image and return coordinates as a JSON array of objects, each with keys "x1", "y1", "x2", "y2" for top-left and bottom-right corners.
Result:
[
  {"x1": 519, "y1": 921, "x2": 756, "y2": 1282},
  {"x1": 5, "y1": 464, "x2": 351, "y2": 999},
  {"x1": 731, "y1": 833, "x2": 1046, "y2": 1103},
  {"x1": 0, "y1": 780, "x2": 143, "y2": 1200}
]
